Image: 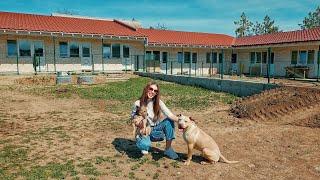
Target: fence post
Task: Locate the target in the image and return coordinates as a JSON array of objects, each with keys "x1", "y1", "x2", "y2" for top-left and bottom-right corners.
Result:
[
  {"x1": 202, "y1": 61, "x2": 203, "y2": 76},
  {"x1": 267, "y1": 47, "x2": 271, "y2": 83},
  {"x1": 189, "y1": 61, "x2": 191, "y2": 76},
  {"x1": 317, "y1": 50, "x2": 320, "y2": 82},
  {"x1": 16, "y1": 54, "x2": 19, "y2": 75},
  {"x1": 53, "y1": 36, "x2": 57, "y2": 73},
  {"x1": 125, "y1": 58, "x2": 127, "y2": 73},
  {"x1": 38, "y1": 55, "x2": 41, "y2": 72},
  {"x1": 171, "y1": 61, "x2": 173, "y2": 75},
  {"x1": 180, "y1": 61, "x2": 183, "y2": 75},
  {"x1": 195, "y1": 61, "x2": 197, "y2": 76},
  {"x1": 91, "y1": 54, "x2": 94, "y2": 74},
  {"x1": 221, "y1": 49, "x2": 224, "y2": 79},
  {"x1": 166, "y1": 60, "x2": 168, "y2": 74}
]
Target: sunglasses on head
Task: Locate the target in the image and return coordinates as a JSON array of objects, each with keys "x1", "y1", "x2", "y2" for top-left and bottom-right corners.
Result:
[{"x1": 148, "y1": 87, "x2": 158, "y2": 93}]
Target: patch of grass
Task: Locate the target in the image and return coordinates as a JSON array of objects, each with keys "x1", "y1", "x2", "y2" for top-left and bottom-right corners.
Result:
[
  {"x1": 148, "y1": 160, "x2": 160, "y2": 167},
  {"x1": 110, "y1": 169, "x2": 122, "y2": 177},
  {"x1": 23, "y1": 77, "x2": 238, "y2": 114},
  {"x1": 0, "y1": 145, "x2": 28, "y2": 169},
  {"x1": 170, "y1": 161, "x2": 180, "y2": 168},
  {"x1": 19, "y1": 160, "x2": 77, "y2": 179}
]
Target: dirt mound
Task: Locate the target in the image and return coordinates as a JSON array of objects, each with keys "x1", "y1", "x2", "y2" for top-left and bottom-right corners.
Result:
[
  {"x1": 231, "y1": 86, "x2": 320, "y2": 128},
  {"x1": 15, "y1": 75, "x2": 56, "y2": 85}
]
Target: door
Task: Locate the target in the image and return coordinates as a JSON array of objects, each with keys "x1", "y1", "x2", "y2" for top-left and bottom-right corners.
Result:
[
  {"x1": 231, "y1": 53, "x2": 238, "y2": 74},
  {"x1": 34, "y1": 41, "x2": 46, "y2": 71},
  {"x1": 81, "y1": 43, "x2": 92, "y2": 70}
]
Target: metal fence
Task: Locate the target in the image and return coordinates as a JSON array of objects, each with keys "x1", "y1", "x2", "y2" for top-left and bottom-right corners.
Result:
[{"x1": 0, "y1": 52, "x2": 319, "y2": 82}]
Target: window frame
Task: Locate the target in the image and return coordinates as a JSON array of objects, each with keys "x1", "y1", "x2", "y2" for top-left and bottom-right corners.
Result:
[
  {"x1": 206, "y1": 52, "x2": 211, "y2": 63},
  {"x1": 102, "y1": 44, "x2": 111, "y2": 59},
  {"x1": 212, "y1": 52, "x2": 217, "y2": 63},
  {"x1": 59, "y1": 42, "x2": 68, "y2": 58},
  {"x1": 192, "y1": 52, "x2": 197, "y2": 63},
  {"x1": 162, "y1": 52, "x2": 168, "y2": 63},
  {"x1": 69, "y1": 42, "x2": 79, "y2": 57},
  {"x1": 123, "y1": 45, "x2": 130, "y2": 58},
  {"x1": 112, "y1": 44, "x2": 121, "y2": 58},
  {"x1": 184, "y1": 52, "x2": 191, "y2": 63},
  {"x1": 7, "y1": 40, "x2": 17, "y2": 57},
  {"x1": 18, "y1": 40, "x2": 31, "y2": 57},
  {"x1": 307, "y1": 50, "x2": 315, "y2": 64}
]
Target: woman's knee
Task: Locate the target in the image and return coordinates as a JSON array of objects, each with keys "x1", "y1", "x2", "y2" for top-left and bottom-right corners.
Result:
[
  {"x1": 136, "y1": 136, "x2": 151, "y2": 151},
  {"x1": 162, "y1": 118, "x2": 175, "y2": 129}
]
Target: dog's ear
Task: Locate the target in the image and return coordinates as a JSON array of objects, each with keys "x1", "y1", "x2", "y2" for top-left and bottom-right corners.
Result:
[{"x1": 189, "y1": 117, "x2": 195, "y2": 122}]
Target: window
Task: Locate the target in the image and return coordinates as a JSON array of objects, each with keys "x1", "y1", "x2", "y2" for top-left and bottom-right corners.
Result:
[
  {"x1": 192, "y1": 53, "x2": 197, "y2": 63},
  {"x1": 112, "y1": 44, "x2": 120, "y2": 58},
  {"x1": 82, "y1": 44, "x2": 90, "y2": 58},
  {"x1": 19, "y1": 40, "x2": 31, "y2": 57},
  {"x1": 231, "y1": 54, "x2": 237, "y2": 64},
  {"x1": 271, "y1": 52, "x2": 274, "y2": 64},
  {"x1": 177, "y1": 52, "x2": 183, "y2": 63},
  {"x1": 299, "y1": 51, "x2": 307, "y2": 65},
  {"x1": 307, "y1": 50, "x2": 315, "y2": 64},
  {"x1": 59, "y1": 42, "x2": 68, "y2": 58},
  {"x1": 250, "y1": 52, "x2": 255, "y2": 64},
  {"x1": 206, "y1": 52, "x2": 211, "y2": 63},
  {"x1": 262, "y1": 52, "x2": 267, "y2": 64},
  {"x1": 256, "y1": 52, "x2": 261, "y2": 63},
  {"x1": 153, "y1": 51, "x2": 160, "y2": 61},
  {"x1": 146, "y1": 51, "x2": 152, "y2": 60},
  {"x1": 123, "y1": 45, "x2": 130, "y2": 58},
  {"x1": 103, "y1": 44, "x2": 111, "y2": 59},
  {"x1": 218, "y1": 53, "x2": 223, "y2": 63},
  {"x1": 291, "y1": 51, "x2": 298, "y2": 64},
  {"x1": 7, "y1": 40, "x2": 17, "y2": 56},
  {"x1": 212, "y1": 52, "x2": 217, "y2": 63},
  {"x1": 34, "y1": 41, "x2": 44, "y2": 57},
  {"x1": 184, "y1": 52, "x2": 190, "y2": 63},
  {"x1": 162, "y1": 52, "x2": 168, "y2": 63},
  {"x1": 69, "y1": 42, "x2": 79, "y2": 57}
]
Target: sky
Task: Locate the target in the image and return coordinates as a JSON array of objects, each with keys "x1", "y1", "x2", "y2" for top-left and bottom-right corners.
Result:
[{"x1": 0, "y1": 0, "x2": 319, "y2": 36}]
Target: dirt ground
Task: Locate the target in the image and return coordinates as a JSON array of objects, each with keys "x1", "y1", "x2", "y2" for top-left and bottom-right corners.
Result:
[{"x1": 0, "y1": 74, "x2": 320, "y2": 179}]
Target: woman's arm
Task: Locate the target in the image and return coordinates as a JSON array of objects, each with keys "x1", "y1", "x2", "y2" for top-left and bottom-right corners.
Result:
[{"x1": 159, "y1": 100, "x2": 178, "y2": 122}]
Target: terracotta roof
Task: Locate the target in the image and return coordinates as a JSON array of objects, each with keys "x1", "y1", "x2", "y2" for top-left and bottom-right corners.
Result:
[
  {"x1": 138, "y1": 28, "x2": 235, "y2": 47},
  {"x1": 234, "y1": 27, "x2": 320, "y2": 47},
  {"x1": 0, "y1": 11, "x2": 144, "y2": 37}
]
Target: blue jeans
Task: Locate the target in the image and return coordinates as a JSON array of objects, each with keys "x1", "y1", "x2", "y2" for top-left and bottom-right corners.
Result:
[{"x1": 136, "y1": 118, "x2": 175, "y2": 151}]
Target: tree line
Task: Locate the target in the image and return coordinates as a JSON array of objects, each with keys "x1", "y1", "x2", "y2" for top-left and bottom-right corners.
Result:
[{"x1": 234, "y1": 6, "x2": 320, "y2": 37}]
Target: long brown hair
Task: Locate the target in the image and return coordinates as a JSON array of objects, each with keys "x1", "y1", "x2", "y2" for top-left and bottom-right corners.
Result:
[{"x1": 139, "y1": 82, "x2": 160, "y2": 120}]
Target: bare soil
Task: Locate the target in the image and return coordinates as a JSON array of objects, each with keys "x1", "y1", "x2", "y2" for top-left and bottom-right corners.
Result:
[{"x1": 0, "y1": 75, "x2": 319, "y2": 179}]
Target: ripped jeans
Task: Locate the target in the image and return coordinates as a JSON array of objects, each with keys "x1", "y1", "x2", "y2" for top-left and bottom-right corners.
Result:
[{"x1": 136, "y1": 118, "x2": 175, "y2": 151}]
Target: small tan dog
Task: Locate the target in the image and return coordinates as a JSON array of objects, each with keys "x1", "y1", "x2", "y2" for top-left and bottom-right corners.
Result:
[
  {"x1": 132, "y1": 106, "x2": 151, "y2": 138},
  {"x1": 178, "y1": 114, "x2": 238, "y2": 165}
]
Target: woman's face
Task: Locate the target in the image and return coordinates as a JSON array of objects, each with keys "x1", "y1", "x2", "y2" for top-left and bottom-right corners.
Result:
[{"x1": 147, "y1": 84, "x2": 158, "y2": 99}]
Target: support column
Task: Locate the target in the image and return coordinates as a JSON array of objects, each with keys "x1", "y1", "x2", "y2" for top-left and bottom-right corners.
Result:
[{"x1": 267, "y1": 47, "x2": 271, "y2": 83}]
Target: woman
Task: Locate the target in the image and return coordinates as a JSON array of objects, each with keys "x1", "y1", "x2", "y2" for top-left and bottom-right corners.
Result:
[{"x1": 131, "y1": 81, "x2": 179, "y2": 159}]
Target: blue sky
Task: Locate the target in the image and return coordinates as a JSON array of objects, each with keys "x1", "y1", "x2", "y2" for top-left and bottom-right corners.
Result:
[{"x1": 0, "y1": 0, "x2": 319, "y2": 36}]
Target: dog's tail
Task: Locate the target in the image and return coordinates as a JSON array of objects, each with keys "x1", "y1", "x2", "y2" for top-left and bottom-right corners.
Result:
[{"x1": 219, "y1": 154, "x2": 239, "y2": 164}]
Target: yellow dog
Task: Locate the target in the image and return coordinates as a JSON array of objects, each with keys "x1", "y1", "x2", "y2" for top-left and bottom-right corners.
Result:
[
  {"x1": 178, "y1": 114, "x2": 238, "y2": 165},
  {"x1": 132, "y1": 106, "x2": 151, "y2": 138}
]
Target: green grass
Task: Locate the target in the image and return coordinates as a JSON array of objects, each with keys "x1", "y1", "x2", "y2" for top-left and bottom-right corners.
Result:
[{"x1": 25, "y1": 77, "x2": 238, "y2": 114}]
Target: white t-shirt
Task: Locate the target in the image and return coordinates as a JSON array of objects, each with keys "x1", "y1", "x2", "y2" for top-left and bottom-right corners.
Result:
[{"x1": 131, "y1": 99, "x2": 173, "y2": 127}]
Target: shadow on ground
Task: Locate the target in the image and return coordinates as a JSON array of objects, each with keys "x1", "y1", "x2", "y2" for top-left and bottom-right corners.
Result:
[{"x1": 112, "y1": 138, "x2": 204, "y2": 163}]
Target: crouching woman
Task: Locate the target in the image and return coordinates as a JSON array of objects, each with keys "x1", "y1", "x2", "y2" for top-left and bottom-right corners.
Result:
[{"x1": 131, "y1": 82, "x2": 179, "y2": 159}]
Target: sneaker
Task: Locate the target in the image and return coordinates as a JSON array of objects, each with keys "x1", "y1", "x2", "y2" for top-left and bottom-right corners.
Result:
[
  {"x1": 164, "y1": 148, "x2": 178, "y2": 160},
  {"x1": 141, "y1": 150, "x2": 149, "y2": 155}
]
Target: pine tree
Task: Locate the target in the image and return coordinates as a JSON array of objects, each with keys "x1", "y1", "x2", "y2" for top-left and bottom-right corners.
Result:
[
  {"x1": 299, "y1": 6, "x2": 320, "y2": 29},
  {"x1": 234, "y1": 12, "x2": 253, "y2": 37}
]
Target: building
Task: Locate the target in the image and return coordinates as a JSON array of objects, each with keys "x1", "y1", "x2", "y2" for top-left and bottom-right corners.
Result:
[{"x1": 0, "y1": 11, "x2": 319, "y2": 78}]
